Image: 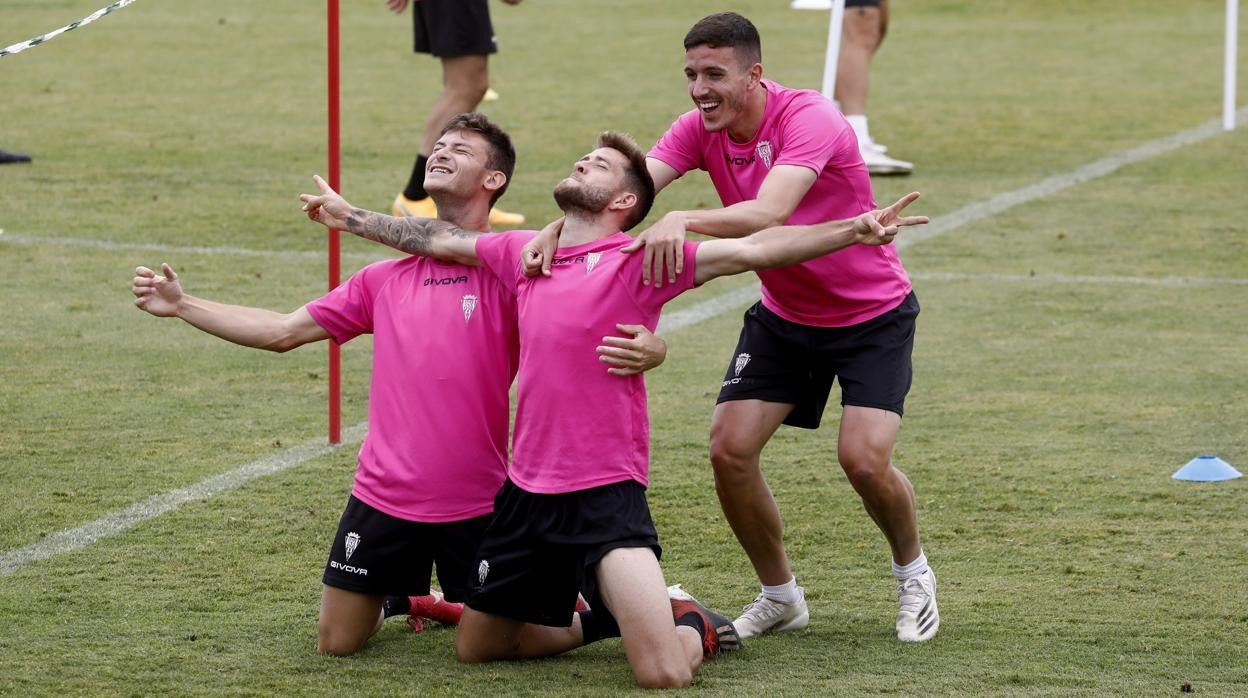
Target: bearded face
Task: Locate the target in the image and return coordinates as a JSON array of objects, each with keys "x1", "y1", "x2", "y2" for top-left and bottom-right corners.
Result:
[{"x1": 553, "y1": 178, "x2": 614, "y2": 214}]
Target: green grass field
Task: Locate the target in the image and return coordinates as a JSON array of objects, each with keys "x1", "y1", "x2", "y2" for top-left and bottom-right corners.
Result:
[{"x1": 2, "y1": 0, "x2": 1246, "y2": 694}]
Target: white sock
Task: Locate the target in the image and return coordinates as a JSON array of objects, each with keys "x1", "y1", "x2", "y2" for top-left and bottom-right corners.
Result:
[
  {"x1": 845, "y1": 114, "x2": 871, "y2": 145},
  {"x1": 762, "y1": 578, "x2": 803, "y2": 605},
  {"x1": 892, "y1": 551, "x2": 929, "y2": 580}
]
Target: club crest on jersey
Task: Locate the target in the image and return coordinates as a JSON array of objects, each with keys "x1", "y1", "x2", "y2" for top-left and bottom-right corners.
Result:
[
  {"x1": 585, "y1": 252, "x2": 602, "y2": 274},
  {"x1": 734, "y1": 353, "x2": 751, "y2": 376},
  {"x1": 478, "y1": 560, "x2": 490, "y2": 585},
  {"x1": 756, "y1": 141, "x2": 773, "y2": 169},
  {"x1": 461, "y1": 294, "x2": 478, "y2": 322},
  {"x1": 344, "y1": 531, "x2": 360, "y2": 561}
]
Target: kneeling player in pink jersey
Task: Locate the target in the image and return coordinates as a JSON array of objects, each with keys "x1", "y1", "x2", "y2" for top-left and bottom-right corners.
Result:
[
  {"x1": 301, "y1": 131, "x2": 926, "y2": 686},
  {"x1": 131, "y1": 113, "x2": 666, "y2": 657}
]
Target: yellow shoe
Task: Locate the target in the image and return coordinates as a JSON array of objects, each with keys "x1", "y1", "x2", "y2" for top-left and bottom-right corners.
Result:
[
  {"x1": 394, "y1": 192, "x2": 524, "y2": 227},
  {"x1": 483, "y1": 87, "x2": 500, "y2": 102},
  {"x1": 392, "y1": 193, "x2": 438, "y2": 218},
  {"x1": 488, "y1": 206, "x2": 525, "y2": 227}
]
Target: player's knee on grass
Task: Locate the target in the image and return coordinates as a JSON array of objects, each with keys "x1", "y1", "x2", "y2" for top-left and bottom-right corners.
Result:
[
  {"x1": 624, "y1": 634, "x2": 697, "y2": 690},
  {"x1": 453, "y1": 609, "x2": 520, "y2": 663},
  {"x1": 316, "y1": 586, "x2": 384, "y2": 656},
  {"x1": 632, "y1": 661, "x2": 694, "y2": 690},
  {"x1": 316, "y1": 619, "x2": 369, "y2": 657}
]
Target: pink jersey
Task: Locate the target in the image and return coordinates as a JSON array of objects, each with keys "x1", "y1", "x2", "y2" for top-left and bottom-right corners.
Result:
[
  {"x1": 475, "y1": 231, "x2": 699, "y2": 494},
  {"x1": 306, "y1": 256, "x2": 518, "y2": 522},
  {"x1": 649, "y1": 78, "x2": 912, "y2": 327}
]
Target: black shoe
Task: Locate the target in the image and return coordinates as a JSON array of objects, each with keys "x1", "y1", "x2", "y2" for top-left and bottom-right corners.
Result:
[{"x1": 0, "y1": 149, "x2": 32, "y2": 164}]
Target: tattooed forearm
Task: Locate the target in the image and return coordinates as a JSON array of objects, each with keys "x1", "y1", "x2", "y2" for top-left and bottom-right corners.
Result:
[{"x1": 343, "y1": 208, "x2": 478, "y2": 257}]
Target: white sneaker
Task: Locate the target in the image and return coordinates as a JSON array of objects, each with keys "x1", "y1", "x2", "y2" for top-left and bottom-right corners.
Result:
[
  {"x1": 861, "y1": 138, "x2": 889, "y2": 154},
  {"x1": 861, "y1": 144, "x2": 914, "y2": 176},
  {"x1": 896, "y1": 568, "x2": 939, "y2": 642},
  {"x1": 732, "y1": 590, "x2": 810, "y2": 639}
]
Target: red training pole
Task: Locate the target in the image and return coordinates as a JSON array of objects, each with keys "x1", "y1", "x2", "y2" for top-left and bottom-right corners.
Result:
[{"x1": 326, "y1": 0, "x2": 342, "y2": 444}]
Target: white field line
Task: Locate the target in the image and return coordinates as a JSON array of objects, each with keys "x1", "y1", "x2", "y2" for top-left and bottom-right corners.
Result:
[
  {"x1": 911, "y1": 270, "x2": 1248, "y2": 287},
  {"x1": 895, "y1": 105, "x2": 1248, "y2": 250},
  {"x1": 0, "y1": 232, "x2": 385, "y2": 263},
  {"x1": 0, "y1": 424, "x2": 368, "y2": 578},
  {"x1": 3, "y1": 108, "x2": 1245, "y2": 577}
]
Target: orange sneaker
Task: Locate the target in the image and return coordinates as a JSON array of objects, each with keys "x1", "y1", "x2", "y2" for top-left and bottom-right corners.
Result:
[
  {"x1": 392, "y1": 193, "x2": 438, "y2": 219},
  {"x1": 392, "y1": 192, "x2": 524, "y2": 227}
]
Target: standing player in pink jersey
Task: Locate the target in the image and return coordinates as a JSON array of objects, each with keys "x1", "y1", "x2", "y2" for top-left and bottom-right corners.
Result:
[
  {"x1": 527, "y1": 11, "x2": 938, "y2": 643},
  {"x1": 640, "y1": 11, "x2": 936, "y2": 643},
  {"x1": 130, "y1": 113, "x2": 666, "y2": 658},
  {"x1": 300, "y1": 131, "x2": 926, "y2": 687}
]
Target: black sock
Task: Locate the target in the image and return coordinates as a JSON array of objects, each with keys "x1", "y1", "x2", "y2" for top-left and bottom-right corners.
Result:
[
  {"x1": 402, "y1": 155, "x2": 430, "y2": 201},
  {"x1": 382, "y1": 596, "x2": 411, "y2": 618},
  {"x1": 577, "y1": 609, "x2": 621, "y2": 644},
  {"x1": 673, "y1": 610, "x2": 706, "y2": 637}
]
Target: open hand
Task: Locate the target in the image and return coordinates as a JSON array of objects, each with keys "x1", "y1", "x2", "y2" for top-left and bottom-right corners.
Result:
[{"x1": 132, "y1": 263, "x2": 184, "y2": 317}]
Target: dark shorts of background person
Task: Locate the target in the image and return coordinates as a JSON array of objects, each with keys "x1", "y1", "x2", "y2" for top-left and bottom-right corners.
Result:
[
  {"x1": 716, "y1": 291, "x2": 919, "y2": 428},
  {"x1": 412, "y1": 0, "x2": 497, "y2": 57},
  {"x1": 466, "y1": 478, "x2": 661, "y2": 628},
  {"x1": 844, "y1": 0, "x2": 882, "y2": 7},
  {"x1": 322, "y1": 494, "x2": 492, "y2": 601}
]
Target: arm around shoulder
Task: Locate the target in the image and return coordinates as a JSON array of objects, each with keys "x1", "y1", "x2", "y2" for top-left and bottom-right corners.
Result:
[{"x1": 680, "y1": 165, "x2": 817, "y2": 238}]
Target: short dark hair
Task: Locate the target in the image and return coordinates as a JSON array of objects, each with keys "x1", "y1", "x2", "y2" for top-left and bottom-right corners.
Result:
[
  {"x1": 440, "y1": 112, "x2": 517, "y2": 205},
  {"x1": 596, "y1": 131, "x2": 655, "y2": 232},
  {"x1": 683, "y1": 12, "x2": 762, "y2": 67}
]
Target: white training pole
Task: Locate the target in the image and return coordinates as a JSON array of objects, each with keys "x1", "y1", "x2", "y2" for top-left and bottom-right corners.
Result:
[
  {"x1": 1225, "y1": 0, "x2": 1239, "y2": 131},
  {"x1": 820, "y1": 0, "x2": 847, "y2": 99}
]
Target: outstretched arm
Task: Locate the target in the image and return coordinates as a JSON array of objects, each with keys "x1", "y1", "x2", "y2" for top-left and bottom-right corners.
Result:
[
  {"x1": 132, "y1": 264, "x2": 329, "y2": 352},
  {"x1": 300, "y1": 175, "x2": 482, "y2": 264},
  {"x1": 693, "y1": 192, "x2": 928, "y2": 286}
]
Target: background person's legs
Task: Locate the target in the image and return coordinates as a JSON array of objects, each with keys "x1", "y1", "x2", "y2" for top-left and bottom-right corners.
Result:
[
  {"x1": 393, "y1": 0, "x2": 523, "y2": 224},
  {"x1": 835, "y1": 0, "x2": 913, "y2": 174},
  {"x1": 402, "y1": 54, "x2": 490, "y2": 204}
]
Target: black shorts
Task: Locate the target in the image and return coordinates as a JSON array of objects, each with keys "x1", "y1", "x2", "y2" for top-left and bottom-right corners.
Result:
[
  {"x1": 466, "y1": 479, "x2": 661, "y2": 628},
  {"x1": 716, "y1": 292, "x2": 919, "y2": 428},
  {"x1": 844, "y1": 0, "x2": 882, "y2": 7},
  {"x1": 412, "y1": 0, "x2": 496, "y2": 57},
  {"x1": 322, "y1": 495, "x2": 492, "y2": 601}
]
